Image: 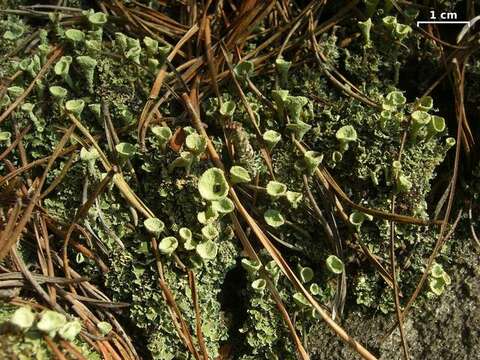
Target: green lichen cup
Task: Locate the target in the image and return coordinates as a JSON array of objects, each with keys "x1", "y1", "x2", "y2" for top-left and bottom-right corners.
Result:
[
  {"x1": 65, "y1": 29, "x2": 86, "y2": 44},
  {"x1": 144, "y1": 217, "x2": 165, "y2": 237},
  {"x1": 10, "y1": 307, "x2": 35, "y2": 331},
  {"x1": 326, "y1": 255, "x2": 344, "y2": 274},
  {"x1": 349, "y1": 211, "x2": 366, "y2": 231},
  {"x1": 143, "y1": 36, "x2": 158, "y2": 56},
  {"x1": 382, "y1": 16, "x2": 397, "y2": 31},
  {"x1": 3, "y1": 23, "x2": 24, "y2": 40},
  {"x1": 151, "y1": 125, "x2": 172, "y2": 150},
  {"x1": 211, "y1": 197, "x2": 235, "y2": 214},
  {"x1": 293, "y1": 292, "x2": 310, "y2": 308},
  {"x1": 286, "y1": 191, "x2": 303, "y2": 209},
  {"x1": 309, "y1": 283, "x2": 321, "y2": 296},
  {"x1": 229, "y1": 165, "x2": 251, "y2": 184},
  {"x1": 58, "y1": 320, "x2": 82, "y2": 341},
  {"x1": 198, "y1": 168, "x2": 229, "y2": 201},
  {"x1": 263, "y1": 130, "x2": 281, "y2": 151},
  {"x1": 304, "y1": 151, "x2": 323, "y2": 174},
  {"x1": 234, "y1": 60, "x2": 254, "y2": 80},
  {"x1": 383, "y1": 90, "x2": 406, "y2": 111},
  {"x1": 391, "y1": 160, "x2": 402, "y2": 180},
  {"x1": 285, "y1": 96, "x2": 309, "y2": 123},
  {"x1": 251, "y1": 278, "x2": 266, "y2": 292},
  {"x1": 201, "y1": 224, "x2": 219, "y2": 240},
  {"x1": 7, "y1": 86, "x2": 24, "y2": 98},
  {"x1": 179, "y1": 227, "x2": 196, "y2": 250},
  {"x1": 445, "y1": 137, "x2": 456, "y2": 148},
  {"x1": 0, "y1": 131, "x2": 12, "y2": 144},
  {"x1": 76, "y1": 56, "x2": 97, "y2": 93},
  {"x1": 417, "y1": 96, "x2": 433, "y2": 111},
  {"x1": 241, "y1": 258, "x2": 262, "y2": 274},
  {"x1": 197, "y1": 205, "x2": 219, "y2": 224},
  {"x1": 265, "y1": 260, "x2": 280, "y2": 278},
  {"x1": 179, "y1": 227, "x2": 192, "y2": 243},
  {"x1": 264, "y1": 209, "x2": 285, "y2": 228},
  {"x1": 299, "y1": 266, "x2": 314, "y2": 283},
  {"x1": 168, "y1": 152, "x2": 195, "y2": 174},
  {"x1": 54, "y1": 56, "x2": 72, "y2": 75},
  {"x1": 358, "y1": 18, "x2": 372, "y2": 44},
  {"x1": 426, "y1": 115, "x2": 445, "y2": 140},
  {"x1": 37, "y1": 310, "x2": 67, "y2": 336},
  {"x1": 396, "y1": 174, "x2": 412, "y2": 193},
  {"x1": 331, "y1": 150, "x2": 343, "y2": 165},
  {"x1": 115, "y1": 142, "x2": 136, "y2": 161},
  {"x1": 49, "y1": 86, "x2": 68, "y2": 104},
  {"x1": 286, "y1": 120, "x2": 312, "y2": 141},
  {"x1": 394, "y1": 23, "x2": 412, "y2": 41},
  {"x1": 196, "y1": 240, "x2": 218, "y2": 261},
  {"x1": 429, "y1": 277, "x2": 446, "y2": 296},
  {"x1": 80, "y1": 147, "x2": 99, "y2": 173},
  {"x1": 65, "y1": 99, "x2": 85, "y2": 117},
  {"x1": 158, "y1": 45, "x2": 171, "y2": 64},
  {"x1": 410, "y1": 110, "x2": 431, "y2": 140},
  {"x1": 159, "y1": 236, "x2": 178, "y2": 256},
  {"x1": 88, "y1": 12, "x2": 108, "y2": 28},
  {"x1": 266, "y1": 181, "x2": 287, "y2": 199},
  {"x1": 275, "y1": 57, "x2": 291, "y2": 87},
  {"x1": 219, "y1": 100, "x2": 236, "y2": 118},
  {"x1": 185, "y1": 133, "x2": 207, "y2": 156},
  {"x1": 336, "y1": 125, "x2": 357, "y2": 152},
  {"x1": 54, "y1": 56, "x2": 74, "y2": 87},
  {"x1": 272, "y1": 89, "x2": 289, "y2": 116},
  {"x1": 431, "y1": 263, "x2": 445, "y2": 278}
]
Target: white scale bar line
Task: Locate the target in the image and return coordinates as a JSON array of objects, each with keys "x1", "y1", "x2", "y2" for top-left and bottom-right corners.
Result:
[{"x1": 417, "y1": 21, "x2": 470, "y2": 26}]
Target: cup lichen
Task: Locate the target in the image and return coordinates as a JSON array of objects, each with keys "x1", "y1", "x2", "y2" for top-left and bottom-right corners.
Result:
[
  {"x1": 76, "y1": 56, "x2": 97, "y2": 93},
  {"x1": 326, "y1": 255, "x2": 344, "y2": 274},
  {"x1": 263, "y1": 130, "x2": 281, "y2": 151},
  {"x1": 151, "y1": 125, "x2": 172, "y2": 151},
  {"x1": 336, "y1": 125, "x2": 357, "y2": 152},
  {"x1": 159, "y1": 236, "x2": 178, "y2": 256},
  {"x1": 299, "y1": 266, "x2": 314, "y2": 283},
  {"x1": 9, "y1": 307, "x2": 35, "y2": 331},
  {"x1": 65, "y1": 29, "x2": 85, "y2": 44},
  {"x1": 251, "y1": 278, "x2": 267, "y2": 292},
  {"x1": 242, "y1": 258, "x2": 262, "y2": 274},
  {"x1": 196, "y1": 240, "x2": 218, "y2": 261},
  {"x1": 266, "y1": 181, "x2": 287, "y2": 199},
  {"x1": 410, "y1": 110, "x2": 431, "y2": 141},
  {"x1": 219, "y1": 100, "x2": 236, "y2": 118},
  {"x1": 358, "y1": 18, "x2": 373, "y2": 45},
  {"x1": 49, "y1": 86, "x2": 68, "y2": 105},
  {"x1": 264, "y1": 209, "x2": 285, "y2": 228},
  {"x1": 426, "y1": 115, "x2": 446, "y2": 140},
  {"x1": 275, "y1": 58, "x2": 291, "y2": 87},
  {"x1": 144, "y1": 218, "x2": 165, "y2": 237},
  {"x1": 198, "y1": 168, "x2": 229, "y2": 201}
]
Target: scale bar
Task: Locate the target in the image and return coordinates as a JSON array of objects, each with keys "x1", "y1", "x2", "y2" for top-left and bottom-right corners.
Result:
[{"x1": 417, "y1": 21, "x2": 470, "y2": 26}]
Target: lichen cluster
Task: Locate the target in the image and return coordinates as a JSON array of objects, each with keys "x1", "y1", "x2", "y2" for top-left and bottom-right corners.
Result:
[
  {"x1": 0, "y1": 304, "x2": 99, "y2": 360},
  {"x1": 0, "y1": 1, "x2": 476, "y2": 359}
]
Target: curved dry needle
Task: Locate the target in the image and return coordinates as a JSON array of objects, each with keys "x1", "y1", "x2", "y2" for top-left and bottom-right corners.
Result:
[
  {"x1": 82, "y1": 176, "x2": 108, "y2": 254},
  {"x1": 457, "y1": 16, "x2": 477, "y2": 43},
  {"x1": 95, "y1": 197, "x2": 125, "y2": 249},
  {"x1": 82, "y1": 170, "x2": 126, "y2": 251}
]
